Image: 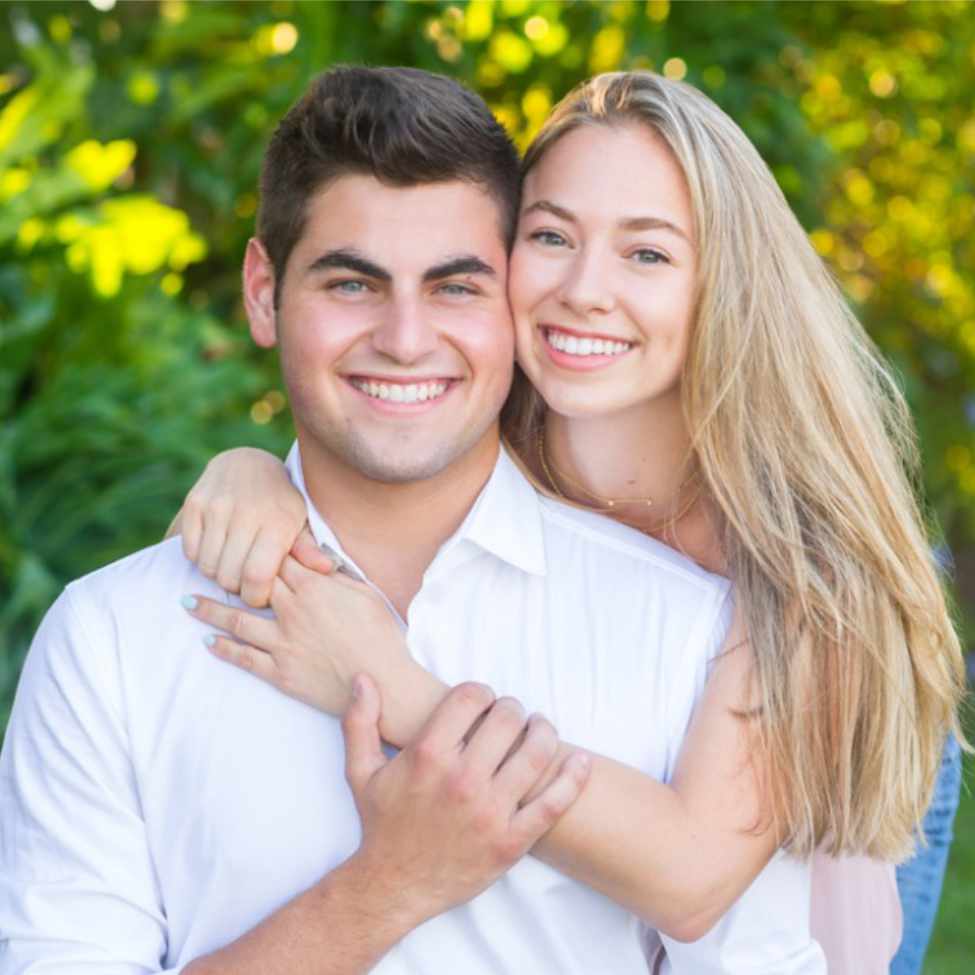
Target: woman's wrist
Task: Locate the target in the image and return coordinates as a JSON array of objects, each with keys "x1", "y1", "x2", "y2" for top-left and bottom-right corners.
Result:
[{"x1": 377, "y1": 660, "x2": 449, "y2": 748}]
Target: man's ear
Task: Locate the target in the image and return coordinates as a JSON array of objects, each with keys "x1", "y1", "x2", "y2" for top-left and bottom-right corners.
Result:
[{"x1": 243, "y1": 237, "x2": 278, "y2": 348}]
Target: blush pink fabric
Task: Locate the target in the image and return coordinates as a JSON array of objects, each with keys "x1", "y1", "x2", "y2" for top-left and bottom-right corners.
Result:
[{"x1": 809, "y1": 853, "x2": 903, "y2": 974}]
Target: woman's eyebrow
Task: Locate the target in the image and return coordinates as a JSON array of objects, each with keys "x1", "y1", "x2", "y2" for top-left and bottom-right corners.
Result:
[
  {"x1": 619, "y1": 216, "x2": 691, "y2": 242},
  {"x1": 521, "y1": 199, "x2": 575, "y2": 223},
  {"x1": 522, "y1": 200, "x2": 691, "y2": 243}
]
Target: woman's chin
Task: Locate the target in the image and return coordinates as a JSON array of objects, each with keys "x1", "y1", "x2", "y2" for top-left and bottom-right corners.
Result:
[{"x1": 535, "y1": 382, "x2": 635, "y2": 422}]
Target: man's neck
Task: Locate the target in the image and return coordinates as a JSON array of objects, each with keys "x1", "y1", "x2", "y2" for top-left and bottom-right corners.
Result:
[{"x1": 297, "y1": 433, "x2": 501, "y2": 618}]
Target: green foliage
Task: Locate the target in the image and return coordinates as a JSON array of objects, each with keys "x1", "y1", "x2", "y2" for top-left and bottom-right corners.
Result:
[{"x1": 1, "y1": 0, "x2": 973, "y2": 955}]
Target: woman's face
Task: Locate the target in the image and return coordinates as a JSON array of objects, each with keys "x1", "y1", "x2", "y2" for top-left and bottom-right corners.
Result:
[{"x1": 510, "y1": 122, "x2": 697, "y2": 420}]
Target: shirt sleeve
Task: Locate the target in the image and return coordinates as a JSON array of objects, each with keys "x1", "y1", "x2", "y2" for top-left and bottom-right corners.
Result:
[
  {"x1": 659, "y1": 850, "x2": 827, "y2": 974},
  {"x1": 0, "y1": 587, "x2": 183, "y2": 974}
]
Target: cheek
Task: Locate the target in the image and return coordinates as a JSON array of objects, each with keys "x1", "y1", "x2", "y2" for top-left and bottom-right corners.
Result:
[
  {"x1": 509, "y1": 248, "x2": 557, "y2": 368},
  {"x1": 449, "y1": 307, "x2": 515, "y2": 385},
  {"x1": 281, "y1": 298, "x2": 369, "y2": 363},
  {"x1": 474, "y1": 325, "x2": 516, "y2": 385},
  {"x1": 508, "y1": 245, "x2": 553, "y2": 321},
  {"x1": 633, "y1": 273, "x2": 695, "y2": 341}
]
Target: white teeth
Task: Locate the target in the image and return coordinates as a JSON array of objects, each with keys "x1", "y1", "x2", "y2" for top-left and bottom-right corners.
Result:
[
  {"x1": 545, "y1": 329, "x2": 631, "y2": 357},
  {"x1": 350, "y1": 379, "x2": 449, "y2": 403}
]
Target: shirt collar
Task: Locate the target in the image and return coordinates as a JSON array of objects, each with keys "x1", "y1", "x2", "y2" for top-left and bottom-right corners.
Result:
[
  {"x1": 448, "y1": 444, "x2": 546, "y2": 577},
  {"x1": 284, "y1": 441, "x2": 547, "y2": 580}
]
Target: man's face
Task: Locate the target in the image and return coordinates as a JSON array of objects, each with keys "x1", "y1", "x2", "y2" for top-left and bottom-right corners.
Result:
[{"x1": 245, "y1": 175, "x2": 514, "y2": 483}]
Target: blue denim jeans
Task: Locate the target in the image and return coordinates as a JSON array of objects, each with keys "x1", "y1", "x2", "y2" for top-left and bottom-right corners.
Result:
[{"x1": 890, "y1": 734, "x2": 963, "y2": 974}]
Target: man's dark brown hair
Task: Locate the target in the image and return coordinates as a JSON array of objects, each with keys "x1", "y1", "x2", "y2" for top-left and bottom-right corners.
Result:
[{"x1": 258, "y1": 65, "x2": 521, "y2": 302}]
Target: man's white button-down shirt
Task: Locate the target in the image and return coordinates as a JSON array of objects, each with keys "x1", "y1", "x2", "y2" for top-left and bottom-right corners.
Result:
[{"x1": 0, "y1": 444, "x2": 824, "y2": 973}]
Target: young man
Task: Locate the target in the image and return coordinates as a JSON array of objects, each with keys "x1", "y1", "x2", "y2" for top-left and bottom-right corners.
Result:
[{"x1": 0, "y1": 67, "x2": 814, "y2": 974}]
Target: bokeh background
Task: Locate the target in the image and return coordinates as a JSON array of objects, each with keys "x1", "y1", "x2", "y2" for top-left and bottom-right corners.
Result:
[{"x1": 1, "y1": 0, "x2": 973, "y2": 968}]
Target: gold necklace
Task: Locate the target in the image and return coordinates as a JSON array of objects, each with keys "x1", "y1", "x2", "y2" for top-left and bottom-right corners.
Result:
[{"x1": 536, "y1": 427, "x2": 701, "y2": 529}]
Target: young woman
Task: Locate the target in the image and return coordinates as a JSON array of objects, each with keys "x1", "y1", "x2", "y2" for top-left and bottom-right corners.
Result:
[{"x1": 174, "y1": 72, "x2": 966, "y2": 971}]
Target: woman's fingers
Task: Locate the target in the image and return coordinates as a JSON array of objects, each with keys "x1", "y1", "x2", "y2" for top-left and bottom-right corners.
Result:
[
  {"x1": 290, "y1": 528, "x2": 340, "y2": 576},
  {"x1": 278, "y1": 552, "x2": 337, "y2": 592},
  {"x1": 240, "y1": 526, "x2": 297, "y2": 608},
  {"x1": 203, "y1": 633, "x2": 278, "y2": 685},
  {"x1": 215, "y1": 520, "x2": 261, "y2": 596},
  {"x1": 195, "y1": 503, "x2": 231, "y2": 580},
  {"x1": 178, "y1": 502, "x2": 203, "y2": 563},
  {"x1": 181, "y1": 594, "x2": 280, "y2": 653}
]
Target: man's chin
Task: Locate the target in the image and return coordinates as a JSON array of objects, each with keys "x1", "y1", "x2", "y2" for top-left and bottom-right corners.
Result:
[
  {"x1": 297, "y1": 418, "x2": 501, "y2": 487},
  {"x1": 340, "y1": 437, "x2": 468, "y2": 485}
]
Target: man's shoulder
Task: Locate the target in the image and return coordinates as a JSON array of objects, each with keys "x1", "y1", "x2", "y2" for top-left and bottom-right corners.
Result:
[
  {"x1": 58, "y1": 536, "x2": 229, "y2": 676},
  {"x1": 66, "y1": 536, "x2": 221, "y2": 610},
  {"x1": 537, "y1": 495, "x2": 730, "y2": 597}
]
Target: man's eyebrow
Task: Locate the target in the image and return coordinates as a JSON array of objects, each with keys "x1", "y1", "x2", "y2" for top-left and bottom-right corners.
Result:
[
  {"x1": 422, "y1": 256, "x2": 496, "y2": 282},
  {"x1": 306, "y1": 249, "x2": 391, "y2": 281},
  {"x1": 523, "y1": 199, "x2": 692, "y2": 244}
]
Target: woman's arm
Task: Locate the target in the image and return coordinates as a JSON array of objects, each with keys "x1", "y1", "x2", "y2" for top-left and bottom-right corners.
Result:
[
  {"x1": 537, "y1": 619, "x2": 777, "y2": 941},
  {"x1": 187, "y1": 563, "x2": 777, "y2": 943},
  {"x1": 174, "y1": 450, "x2": 782, "y2": 942}
]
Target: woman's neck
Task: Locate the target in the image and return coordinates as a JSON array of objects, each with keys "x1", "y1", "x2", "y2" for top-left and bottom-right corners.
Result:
[
  {"x1": 545, "y1": 394, "x2": 690, "y2": 500},
  {"x1": 538, "y1": 396, "x2": 719, "y2": 560}
]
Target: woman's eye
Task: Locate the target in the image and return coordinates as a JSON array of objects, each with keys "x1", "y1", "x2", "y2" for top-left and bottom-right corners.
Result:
[
  {"x1": 531, "y1": 230, "x2": 568, "y2": 248},
  {"x1": 630, "y1": 248, "x2": 669, "y2": 265}
]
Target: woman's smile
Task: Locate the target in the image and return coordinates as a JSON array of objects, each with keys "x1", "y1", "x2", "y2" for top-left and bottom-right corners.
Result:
[{"x1": 540, "y1": 324, "x2": 635, "y2": 370}]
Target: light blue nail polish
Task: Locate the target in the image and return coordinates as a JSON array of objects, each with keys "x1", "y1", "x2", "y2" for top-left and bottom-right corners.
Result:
[
  {"x1": 203, "y1": 634, "x2": 216, "y2": 648},
  {"x1": 181, "y1": 595, "x2": 198, "y2": 611}
]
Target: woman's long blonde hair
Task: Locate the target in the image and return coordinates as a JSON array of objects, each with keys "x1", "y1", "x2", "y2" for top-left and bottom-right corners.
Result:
[{"x1": 507, "y1": 71, "x2": 967, "y2": 860}]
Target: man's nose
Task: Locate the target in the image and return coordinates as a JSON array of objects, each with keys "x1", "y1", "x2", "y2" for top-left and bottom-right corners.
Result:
[{"x1": 371, "y1": 295, "x2": 439, "y2": 364}]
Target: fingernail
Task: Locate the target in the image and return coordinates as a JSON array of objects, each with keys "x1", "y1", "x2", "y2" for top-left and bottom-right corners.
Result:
[
  {"x1": 181, "y1": 595, "x2": 198, "y2": 611},
  {"x1": 571, "y1": 753, "x2": 591, "y2": 773},
  {"x1": 203, "y1": 634, "x2": 216, "y2": 648}
]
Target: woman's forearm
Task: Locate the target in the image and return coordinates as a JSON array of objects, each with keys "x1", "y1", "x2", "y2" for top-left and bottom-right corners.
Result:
[
  {"x1": 377, "y1": 653, "x2": 777, "y2": 940},
  {"x1": 533, "y1": 749, "x2": 773, "y2": 940}
]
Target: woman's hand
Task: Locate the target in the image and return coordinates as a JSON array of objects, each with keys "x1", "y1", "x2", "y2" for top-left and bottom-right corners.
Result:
[
  {"x1": 169, "y1": 447, "x2": 307, "y2": 608},
  {"x1": 182, "y1": 536, "x2": 445, "y2": 744}
]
